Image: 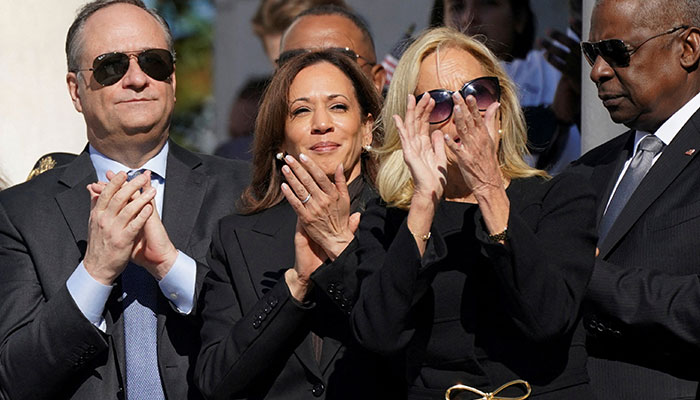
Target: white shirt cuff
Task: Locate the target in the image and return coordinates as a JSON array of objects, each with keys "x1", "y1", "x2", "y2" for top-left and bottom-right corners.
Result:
[
  {"x1": 66, "y1": 262, "x2": 112, "y2": 332},
  {"x1": 158, "y1": 250, "x2": 196, "y2": 314}
]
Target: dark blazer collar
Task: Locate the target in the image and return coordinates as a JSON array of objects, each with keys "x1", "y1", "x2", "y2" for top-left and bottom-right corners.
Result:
[
  {"x1": 161, "y1": 140, "x2": 207, "y2": 250},
  {"x1": 55, "y1": 148, "x2": 95, "y2": 247},
  {"x1": 599, "y1": 113, "x2": 700, "y2": 257}
]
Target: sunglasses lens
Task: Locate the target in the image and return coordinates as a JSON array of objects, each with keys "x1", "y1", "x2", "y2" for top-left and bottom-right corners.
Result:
[
  {"x1": 93, "y1": 53, "x2": 129, "y2": 86},
  {"x1": 427, "y1": 91, "x2": 453, "y2": 124},
  {"x1": 138, "y1": 49, "x2": 174, "y2": 81},
  {"x1": 461, "y1": 77, "x2": 500, "y2": 111},
  {"x1": 581, "y1": 40, "x2": 629, "y2": 67},
  {"x1": 599, "y1": 40, "x2": 629, "y2": 67}
]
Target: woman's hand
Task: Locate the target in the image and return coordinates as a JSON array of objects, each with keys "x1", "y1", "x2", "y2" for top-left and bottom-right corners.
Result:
[
  {"x1": 443, "y1": 93, "x2": 503, "y2": 196},
  {"x1": 285, "y1": 219, "x2": 327, "y2": 301},
  {"x1": 395, "y1": 94, "x2": 447, "y2": 255},
  {"x1": 444, "y1": 93, "x2": 510, "y2": 239},
  {"x1": 394, "y1": 94, "x2": 448, "y2": 204},
  {"x1": 280, "y1": 154, "x2": 360, "y2": 261}
]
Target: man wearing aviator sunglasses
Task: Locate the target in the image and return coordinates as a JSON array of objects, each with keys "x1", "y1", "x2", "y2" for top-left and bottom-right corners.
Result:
[
  {"x1": 568, "y1": 0, "x2": 700, "y2": 398},
  {"x1": 0, "y1": 1, "x2": 249, "y2": 399}
]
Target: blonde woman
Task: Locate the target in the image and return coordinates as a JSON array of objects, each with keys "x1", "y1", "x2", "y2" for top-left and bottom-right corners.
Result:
[{"x1": 350, "y1": 27, "x2": 597, "y2": 398}]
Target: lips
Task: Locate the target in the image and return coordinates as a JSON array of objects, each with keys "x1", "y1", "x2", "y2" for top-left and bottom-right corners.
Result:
[
  {"x1": 117, "y1": 98, "x2": 154, "y2": 104},
  {"x1": 310, "y1": 141, "x2": 341, "y2": 152}
]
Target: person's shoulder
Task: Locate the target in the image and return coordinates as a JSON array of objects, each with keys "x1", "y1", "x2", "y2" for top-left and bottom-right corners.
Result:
[
  {"x1": 510, "y1": 171, "x2": 595, "y2": 206},
  {"x1": 573, "y1": 130, "x2": 632, "y2": 167},
  {"x1": 169, "y1": 142, "x2": 250, "y2": 177}
]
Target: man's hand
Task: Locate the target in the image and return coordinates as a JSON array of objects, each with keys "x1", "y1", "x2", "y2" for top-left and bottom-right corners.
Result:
[{"x1": 83, "y1": 171, "x2": 155, "y2": 285}]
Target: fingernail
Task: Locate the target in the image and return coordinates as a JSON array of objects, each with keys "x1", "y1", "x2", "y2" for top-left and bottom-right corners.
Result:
[
  {"x1": 299, "y1": 153, "x2": 308, "y2": 162},
  {"x1": 281, "y1": 182, "x2": 289, "y2": 191},
  {"x1": 285, "y1": 155, "x2": 294, "y2": 164},
  {"x1": 282, "y1": 165, "x2": 291, "y2": 174},
  {"x1": 454, "y1": 105, "x2": 462, "y2": 114},
  {"x1": 444, "y1": 134, "x2": 450, "y2": 141},
  {"x1": 145, "y1": 187, "x2": 156, "y2": 195}
]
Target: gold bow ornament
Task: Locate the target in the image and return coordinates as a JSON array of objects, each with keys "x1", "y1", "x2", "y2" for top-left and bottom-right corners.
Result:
[{"x1": 445, "y1": 379, "x2": 531, "y2": 400}]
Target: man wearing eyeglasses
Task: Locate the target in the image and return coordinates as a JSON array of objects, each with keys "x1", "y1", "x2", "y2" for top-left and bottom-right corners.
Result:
[
  {"x1": 570, "y1": 0, "x2": 700, "y2": 398},
  {"x1": 278, "y1": 5, "x2": 386, "y2": 93},
  {"x1": 0, "y1": 1, "x2": 248, "y2": 399}
]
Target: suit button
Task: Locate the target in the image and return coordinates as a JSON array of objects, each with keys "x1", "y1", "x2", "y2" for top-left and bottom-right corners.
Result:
[
  {"x1": 312, "y1": 383, "x2": 325, "y2": 397},
  {"x1": 264, "y1": 305, "x2": 272, "y2": 313},
  {"x1": 268, "y1": 296, "x2": 278, "y2": 307},
  {"x1": 253, "y1": 320, "x2": 261, "y2": 329}
]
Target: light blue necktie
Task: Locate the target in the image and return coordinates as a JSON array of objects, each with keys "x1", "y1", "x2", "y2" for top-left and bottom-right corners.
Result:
[
  {"x1": 123, "y1": 169, "x2": 165, "y2": 399},
  {"x1": 598, "y1": 135, "x2": 664, "y2": 243}
]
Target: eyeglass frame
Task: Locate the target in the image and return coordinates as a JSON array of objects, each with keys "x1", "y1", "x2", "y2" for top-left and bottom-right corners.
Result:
[
  {"x1": 70, "y1": 48, "x2": 176, "y2": 86},
  {"x1": 581, "y1": 25, "x2": 688, "y2": 68},
  {"x1": 415, "y1": 76, "x2": 501, "y2": 125},
  {"x1": 275, "y1": 47, "x2": 375, "y2": 68}
]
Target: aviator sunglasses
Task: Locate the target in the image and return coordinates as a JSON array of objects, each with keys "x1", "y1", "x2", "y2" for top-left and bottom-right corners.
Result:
[
  {"x1": 581, "y1": 25, "x2": 687, "y2": 68},
  {"x1": 276, "y1": 47, "x2": 375, "y2": 67},
  {"x1": 71, "y1": 48, "x2": 176, "y2": 86},
  {"x1": 416, "y1": 76, "x2": 500, "y2": 124}
]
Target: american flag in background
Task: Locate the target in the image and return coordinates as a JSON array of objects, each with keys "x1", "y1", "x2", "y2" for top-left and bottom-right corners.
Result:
[{"x1": 381, "y1": 24, "x2": 416, "y2": 90}]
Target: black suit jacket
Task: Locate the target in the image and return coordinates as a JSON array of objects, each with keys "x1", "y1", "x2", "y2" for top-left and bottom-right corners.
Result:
[
  {"x1": 570, "y1": 109, "x2": 700, "y2": 399},
  {"x1": 195, "y1": 198, "x2": 399, "y2": 400},
  {"x1": 0, "y1": 141, "x2": 249, "y2": 399},
  {"x1": 349, "y1": 174, "x2": 597, "y2": 399}
]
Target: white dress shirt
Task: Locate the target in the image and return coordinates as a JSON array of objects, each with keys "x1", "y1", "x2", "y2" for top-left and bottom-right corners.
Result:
[
  {"x1": 605, "y1": 91, "x2": 700, "y2": 211},
  {"x1": 66, "y1": 142, "x2": 196, "y2": 331}
]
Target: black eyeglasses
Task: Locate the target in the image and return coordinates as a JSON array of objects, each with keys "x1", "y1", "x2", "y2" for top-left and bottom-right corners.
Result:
[
  {"x1": 71, "y1": 48, "x2": 176, "y2": 86},
  {"x1": 581, "y1": 25, "x2": 688, "y2": 68},
  {"x1": 275, "y1": 47, "x2": 375, "y2": 68},
  {"x1": 415, "y1": 76, "x2": 500, "y2": 125}
]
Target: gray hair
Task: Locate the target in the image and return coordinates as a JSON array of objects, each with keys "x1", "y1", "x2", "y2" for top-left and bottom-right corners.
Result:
[{"x1": 66, "y1": 0, "x2": 174, "y2": 72}]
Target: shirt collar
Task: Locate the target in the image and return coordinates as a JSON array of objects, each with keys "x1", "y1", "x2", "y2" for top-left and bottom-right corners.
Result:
[
  {"x1": 89, "y1": 142, "x2": 169, "y2": 182},
  {"x1": 637, "y1": 90, "x2": 700, "y2": 148}
]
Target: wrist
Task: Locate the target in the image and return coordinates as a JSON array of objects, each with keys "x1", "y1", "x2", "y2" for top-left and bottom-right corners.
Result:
[
  {"x1": 151, "y1": 247, "x2": 179, "y2": 280},
  {"x1": 285, "y1": 268, "x2": 312, "y2": 301}
]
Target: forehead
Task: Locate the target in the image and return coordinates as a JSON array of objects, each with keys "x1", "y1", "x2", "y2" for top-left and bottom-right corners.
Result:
[
  {"x1": 282, "y1": 15, "x2": 368, "y2": 55},
  {"x1": 81, "y1": 3, "x2": 168, "y2": 59},
  {"x1": 416, "y1": 47, "x2": 486, "y2": 92},
  {"x1": 589, "y1": 0, "x2": 644, "y2": 41},
  {"x1": 289, "y1": 62, "x2": 357, "y2": 100}
]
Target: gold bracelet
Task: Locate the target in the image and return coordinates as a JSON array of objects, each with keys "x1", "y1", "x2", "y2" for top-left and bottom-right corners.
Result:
[
  {"x1": 488, "y1": 227, "x2": 507, "y2": 242},
  {"x1": 410, "y1": 230, "x2": 431, "y2": 241}
]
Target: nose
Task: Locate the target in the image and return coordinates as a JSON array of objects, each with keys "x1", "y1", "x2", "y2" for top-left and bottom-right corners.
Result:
[
  {"x1": 589, "y1": 54, "x2": 614, "y2": 86},
  {"x1": 311, "y1": 108, "x2": 333, "y2": 135},
  {"x1": 120, "y1": 54, "x2": 148, "y2": 89}
]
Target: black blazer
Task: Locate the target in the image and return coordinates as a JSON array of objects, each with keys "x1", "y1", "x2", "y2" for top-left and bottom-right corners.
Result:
[
  {"x1": 349, "y1": 174, "x2": 597, "y2": 399},
  {"x1": 570, "y1": 109, "x2": 700, "y2": 399},
  {"x1": 0, "y1": 142, "x2": 249, "y2": 400},
  {"x1": 195, "y1": 197, "x2": 400, "y2": 400}
]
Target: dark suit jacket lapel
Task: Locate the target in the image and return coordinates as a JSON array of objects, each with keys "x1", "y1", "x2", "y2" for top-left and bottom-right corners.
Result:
[
  {"x1": 162, "y1": 141, "x2": 207, "y2": 253},
  {"x1": 235, "y1": 203, "x2": 324, "y2": 378},
  {"x1": 55, "y1": 150, "x2": 94, "y2": 253},
  {"x1": 600, "y1": 117, "x2": 700, "y2": 257}
]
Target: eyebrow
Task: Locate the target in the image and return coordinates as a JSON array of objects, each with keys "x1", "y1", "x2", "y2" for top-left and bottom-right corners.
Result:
[{"x1": 290, "y1": 93, "x2": 351, "y2": 104}]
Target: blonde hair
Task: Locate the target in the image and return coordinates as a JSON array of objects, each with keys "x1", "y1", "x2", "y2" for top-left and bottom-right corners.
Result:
[{"x1": 375, "y1": 27, "x2": 547, "y2": 209}]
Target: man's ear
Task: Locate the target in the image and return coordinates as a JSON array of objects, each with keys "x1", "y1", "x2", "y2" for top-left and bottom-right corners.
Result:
[
  {"x1": 680, "y1": 27, "x2": 700, "y2": 70},
  {"x1": 371, "y1": 64, "x2": 386, "y2": 94},
  {"x1": 66, "y1": 72, "x2": 83, "y2": 113}
]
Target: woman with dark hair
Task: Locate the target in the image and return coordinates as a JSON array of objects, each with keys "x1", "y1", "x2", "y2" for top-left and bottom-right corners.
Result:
[{"x1": 195, "y1": 50, "x2": 393, "y2": 399}]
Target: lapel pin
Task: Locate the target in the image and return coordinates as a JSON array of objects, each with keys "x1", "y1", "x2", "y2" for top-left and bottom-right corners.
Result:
[{"x1": 685, "y1": 149, "x2": 696, "y2": 156}]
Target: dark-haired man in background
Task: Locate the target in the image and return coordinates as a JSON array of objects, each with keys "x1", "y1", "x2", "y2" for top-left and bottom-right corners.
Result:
[{"x1": 0, "y1": 1, "x2": 248, "y2": 398}]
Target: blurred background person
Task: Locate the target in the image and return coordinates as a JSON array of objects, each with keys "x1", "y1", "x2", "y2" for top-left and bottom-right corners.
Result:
[
  {"x1": 279, "y1": 5, "x2": 386, "y2": 93},
  {"x1": 214, "y1": 76, "x2": 269, "y2": 161},
  {"x1": 196, "y1": 50, "x2": 397, "y2": 399},
  {"x1": 440, "y1": 0, "x2": 582, "y2": 173},
  {"x1": 350, "y1": 27, "x2": 597, "y2": 398},
  {"x1": 251, "y1": 0, "x2": 348, "y2": 65}
]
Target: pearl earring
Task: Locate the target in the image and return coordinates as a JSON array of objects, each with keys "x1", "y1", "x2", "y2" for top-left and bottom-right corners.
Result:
[
  {"x1": 276, "y1": 152, "x2": 285, "y2": 160},
  {"x1": 363, "y1": 145, "x2": 372, "y2": 151}
]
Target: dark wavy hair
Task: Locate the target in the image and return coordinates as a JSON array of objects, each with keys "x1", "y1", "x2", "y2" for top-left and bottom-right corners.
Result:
[{"x1": 239, "y1": 50, "x2": 383, "y2": 215}]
